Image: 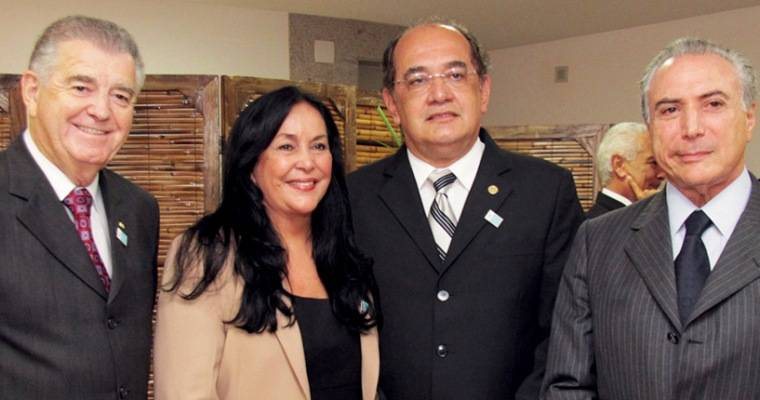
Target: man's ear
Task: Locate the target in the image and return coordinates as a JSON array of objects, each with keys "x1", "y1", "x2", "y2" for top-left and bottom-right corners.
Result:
[
  {"x1": 382, "y1": 88, "x2": 401, "y2": 126},
  {"x1": 20, "y1": 70, "x2": 41, "y2": 118},
  {"x1": 611, "y1": 154, "x2": 628, "y2": 179}
]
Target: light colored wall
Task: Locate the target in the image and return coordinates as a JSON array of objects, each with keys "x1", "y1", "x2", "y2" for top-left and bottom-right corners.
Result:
[
  {"x1": 485, "y1": 5, "x2": 760, "y2": 174},
  {"x1": 289, "y1": 13, "x2": 403, "y2": 86},
  {"x1": 0, "y1": 0, "x2": 289, "y2": 78}
]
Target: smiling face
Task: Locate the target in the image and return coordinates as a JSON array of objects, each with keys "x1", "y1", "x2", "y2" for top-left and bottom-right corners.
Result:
[
  {"x1": 252, "y1": 102, "x2": 333, "y2": 226},
  {"x1": 646, "y1": 53, "x2": 755, "y2": 206},
  {"x1": 383, "y1": 24, "x2": 491, "y2": 167},
  {"x1": 22, "y1": 39, "x2": 137, "y2": 186}
]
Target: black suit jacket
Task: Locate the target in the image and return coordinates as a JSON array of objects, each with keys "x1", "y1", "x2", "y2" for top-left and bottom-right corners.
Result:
[
  {"x1": 347, "y1": 130, "x2": 584, "y2": 400},
  {"x1": 585, "y1": 190, "x2": 626, "y2": 219},
  {"x1": 543, "y1": 176, "x2": 760, "y2": 399},
  {"x1": 0, "y1": 138, "x2": 159, "y2": 399}
]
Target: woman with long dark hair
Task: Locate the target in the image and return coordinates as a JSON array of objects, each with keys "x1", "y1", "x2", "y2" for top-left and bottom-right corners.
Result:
[{"x1": 154, "y1": 86, "x2": 381, "y2": 400}]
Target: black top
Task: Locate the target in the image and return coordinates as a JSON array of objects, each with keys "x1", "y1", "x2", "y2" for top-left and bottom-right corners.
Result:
[{"x1": 293, "y1": 296, "x2": 362, "y2": 400}]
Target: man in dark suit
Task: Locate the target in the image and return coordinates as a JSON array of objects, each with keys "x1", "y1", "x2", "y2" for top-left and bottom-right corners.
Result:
[
  {"x1": 586, "y1": 122, "x2": 663, "y2": 219},
  {"x1": 543, "y1": 37, "x2": 760, "y2": 399},
  {"x1": 347, "y1": 20, "x2": 583, "y2": 399},
  {"x1": 0, "y1": 16, "x2": 158, "y2": 399}
]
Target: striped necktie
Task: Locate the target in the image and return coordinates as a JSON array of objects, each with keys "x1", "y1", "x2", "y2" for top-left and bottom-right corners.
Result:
[{"x1": 428, "y1": 170, "x2": 458, "y2": 260}]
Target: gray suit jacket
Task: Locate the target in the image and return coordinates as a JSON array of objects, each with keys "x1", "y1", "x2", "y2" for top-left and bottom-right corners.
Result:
[
  {"x1": 0, "y1": 139, "x2": 159, "y2": 399},
  {"x1": 348, "y1": 130, "x2": 584, "y2": 400},
  {"x1": 542, "y1": 176, "x2": 760, "y2": 399}
]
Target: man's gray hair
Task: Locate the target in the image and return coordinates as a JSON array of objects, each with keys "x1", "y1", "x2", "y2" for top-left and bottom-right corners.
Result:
[
  {"x1": 596, "y1": 122, "x2": 648, "y2": 186},
  {"x1": 640, "y1": 37, "x2": 756, "y2": 122},
  {"x1": 29, "y1": 15, "x2": 145, "y2": 91}
]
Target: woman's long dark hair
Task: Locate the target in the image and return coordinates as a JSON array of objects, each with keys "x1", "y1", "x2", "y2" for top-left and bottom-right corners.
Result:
[{"x1": 166, "y1": 86, "x2": 381, "y2": 333}]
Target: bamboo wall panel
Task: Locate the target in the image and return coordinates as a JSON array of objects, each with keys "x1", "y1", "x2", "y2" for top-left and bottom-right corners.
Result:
[
  {"x1": 488, "y1": 124, "x2": 610, "y2": 212},
  {"x1": 0, "y1": 76, "x2": 22, "y2": 147},
  {"x1": 355, "y1": 94, "x2": 402, "y2": 168},
  {"x1": 222, "y1": 76, "x2": 358, "y2": 170}
]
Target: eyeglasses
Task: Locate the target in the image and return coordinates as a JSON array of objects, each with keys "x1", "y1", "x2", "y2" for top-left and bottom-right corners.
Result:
[{"x1": 394, "y1": 67, "x2": 479, "y2": 92}]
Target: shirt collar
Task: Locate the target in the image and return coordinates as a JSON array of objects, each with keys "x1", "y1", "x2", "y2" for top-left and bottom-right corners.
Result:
[
  {"x1": 23, "y1": 130, "x2": 101, "y2": 204},
  {"x1": 601, "y1": 187, "x2": 632, "y2": 206},
  {"x1": 667, "y1": 168, "x2": 751, "y2": 236},
  {"x1": 407, "y1": 137, "x2": 485, "y2": 190}
]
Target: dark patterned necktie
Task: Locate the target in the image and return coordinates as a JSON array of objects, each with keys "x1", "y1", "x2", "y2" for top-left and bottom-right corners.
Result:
[
  {"x1": 428, "y1": 170, "x2": 457, "y2": 260},
  {"x1": 675, "y1": 210, "x2": 712, "y2": 324},
  {"x1": 63, "y1": 187, "x2": 111, "y2": 292}
]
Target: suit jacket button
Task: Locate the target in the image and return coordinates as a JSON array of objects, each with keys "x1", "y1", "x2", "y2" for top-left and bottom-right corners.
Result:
[
  {"x1": 118, "y1": 385, "x2": 129, "y2": 399},
  {"x1": 436, "y1": 290, "x2": 450, "y2": 302},
  {"x1": 436, "y1": 344, "x2": 448, "y2": 358},
  {"x1": 107, "y1": 318, "x2": 119, "y2": 330},
  {"x1": 666, "y1": 331, "x2": 680, "y2": 344}
]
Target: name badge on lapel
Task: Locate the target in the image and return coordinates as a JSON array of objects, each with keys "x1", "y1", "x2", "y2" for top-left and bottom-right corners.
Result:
[
  {"x1": 484, "y1": 209, "x2": 503, "y2": 228},
  {"x1": 116, "y1": 221, "x2": 128, "y2": 247}
]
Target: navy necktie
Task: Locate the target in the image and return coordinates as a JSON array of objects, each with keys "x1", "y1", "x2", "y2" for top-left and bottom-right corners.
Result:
[{"x1": 675, "y1": 210, "x2": 712, "y2": 324}]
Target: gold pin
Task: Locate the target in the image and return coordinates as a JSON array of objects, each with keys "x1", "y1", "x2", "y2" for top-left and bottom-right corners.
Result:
[
  {"x1": 488, "y1": 185, "x2": 499, "y2": 195},
  {"x1": 118, "y1": 221, "x2": 126, "y2": 229}
]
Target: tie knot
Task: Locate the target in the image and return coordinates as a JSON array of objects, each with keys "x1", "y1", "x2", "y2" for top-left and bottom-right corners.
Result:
[
  {"x1": 63, "y1": 187, "x2": 93, "y2": 216},
  {"x1": 429, "y1": 170, "x2": 456, "y2": 193},
  {"x1": 684, "y1": 210, "x2": 712, "y2": 238}
]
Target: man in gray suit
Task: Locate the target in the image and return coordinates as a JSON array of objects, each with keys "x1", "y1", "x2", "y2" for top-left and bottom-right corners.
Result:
[
  {"x1": 0, "y1": 16, "x2": 159, "y2": 399},
  {"x1": 542, "y1": 37, "x2": 760, "y2": 399}
]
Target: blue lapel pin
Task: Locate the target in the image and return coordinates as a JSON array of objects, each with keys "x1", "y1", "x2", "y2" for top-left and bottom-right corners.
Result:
[{"x1": 116, "y1": 221, "x2": 128, "y2": 247}]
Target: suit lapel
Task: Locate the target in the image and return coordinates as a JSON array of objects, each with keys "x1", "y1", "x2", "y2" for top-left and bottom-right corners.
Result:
[
  {"x1": 377, "y1": 149, "x2": 442, "y2": 272},
  {"x1": 442, "y1": 135, "x2": 512, "y2": 272},
  {"x1": 624, "y1": 192, "x2": 681, "y2": 329},
  {"x1": 100, "y1": 171, "x2": 128, "y2": 303},
  {"x1": 8, "y1": 140, "x2": 108, "y2": 299},
  {"x1": 691, "y1": 179, "x2": 760, "y2": 323},
  {"x1": 274, "y1": 309, "x2": 311, "y2": 399}
]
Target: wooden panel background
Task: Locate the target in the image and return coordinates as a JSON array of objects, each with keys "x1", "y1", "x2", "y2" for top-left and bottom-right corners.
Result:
[
  {"x1": 355, "y1": 91, "x2": 401, "y2": 168},
  {"x1": 0, "y1": 74, "x2": 220, "y2": 400},
  {"x1": 487, "y1": 124, "x2": 610, "y2": 211},
  {"x1": 222, "y1": 76, "x2": 358, "y2": 170}
]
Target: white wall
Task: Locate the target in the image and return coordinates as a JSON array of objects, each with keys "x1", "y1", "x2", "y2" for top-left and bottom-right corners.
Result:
[
  {"x1": 0, "y1": 0, "x2": 289, "y2": 78},
  {"x1": 485, "y1": 5, "x2": 760, "y2": 174}
]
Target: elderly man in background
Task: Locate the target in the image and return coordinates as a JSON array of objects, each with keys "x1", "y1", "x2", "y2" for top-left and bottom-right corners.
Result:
[
  {"x1": 348, "y1": 19, "x2": 583, "y2": 399},
  {"x1": 587, "y1": 122, "x2": 664, "y2": 218},
  {"x1": 543, "y1": 37, "x2": 760, "y2": 399},
  {"x1": 0, "y1": 16, "x2": 158, "y2": 399}
]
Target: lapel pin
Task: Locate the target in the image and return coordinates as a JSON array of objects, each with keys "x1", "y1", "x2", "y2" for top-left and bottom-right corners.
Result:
[
  {"x1": 116, "y1": 222, "x2": 128, "y2": 247},
  {"x1": 487, "y1": 185, "x2": 499, "y2": 195},
  {"x1": 484, "y1": 209, "x2": 503, "y2": 228}
]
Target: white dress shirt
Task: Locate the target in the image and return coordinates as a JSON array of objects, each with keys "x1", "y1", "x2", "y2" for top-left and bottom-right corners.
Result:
[
  {"x1": 24, "y1": 131, "x2": 113, "y2": 276},
  {"x1": 408, "y1": 138, "x2": 485, "y2": 221},
  {"x1": 601, "y1": 187, "x2": 632, "y2": 206},
  {"x1": 667, "y1": 168, "x2": 752, "y2": 270}
]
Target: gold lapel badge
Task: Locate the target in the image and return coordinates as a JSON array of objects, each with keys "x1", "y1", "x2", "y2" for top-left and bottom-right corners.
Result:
[{"x1": 487, "y1": 185, "x2": 499, "y2": 195}]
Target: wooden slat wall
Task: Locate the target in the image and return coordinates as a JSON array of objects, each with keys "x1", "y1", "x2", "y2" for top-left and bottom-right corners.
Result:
[
  {"x1": 222, "y1": 76, "x2": 357, "y2": 170},
  {"x1": 355, "y1": 93, "x2": 400, "y2": 168},
  {"x1": 488, "y1": 124, "x2": 610, "y2": 211}
]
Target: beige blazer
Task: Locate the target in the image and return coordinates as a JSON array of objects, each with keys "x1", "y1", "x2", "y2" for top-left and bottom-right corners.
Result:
[{"x1": 154, "y1": 237, "x2": 379, "y2": 400}]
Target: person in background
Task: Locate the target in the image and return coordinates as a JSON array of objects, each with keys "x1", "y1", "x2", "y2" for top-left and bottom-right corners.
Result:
[
  {"x1": 154, "y1": 86, "x2": 381, "y2": 400},
  {"x1": 543, "y1": 37, "x2": 760, "y2": 399},
  {"x1": 0, "y1": 15, "x2": 159, "y2": 399},
  {"x1": 347, "y1": 19, "x2": 584, "y2": 399},
  {"x1": 587, "y1": 122, "x2": 664, "y2": 219}
]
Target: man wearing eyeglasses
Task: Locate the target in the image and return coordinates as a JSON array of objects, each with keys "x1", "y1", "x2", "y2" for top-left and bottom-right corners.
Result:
[{"x1": 347, "y1": 20, "x2": 583, "y2": 399}]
